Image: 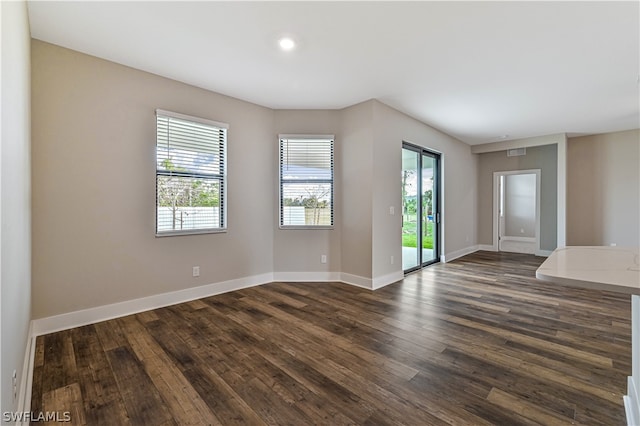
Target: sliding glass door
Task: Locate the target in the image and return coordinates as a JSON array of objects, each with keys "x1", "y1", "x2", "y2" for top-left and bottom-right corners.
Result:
[
  {"x1": 402, "y1": 149, "x2": 420, "y2": 270},
  {"x1": 402, "y1": 143, "x2": 440, "y2": 272},
  {"x1": 421, "y1": 153, "x2": 437, "y2": 265}
]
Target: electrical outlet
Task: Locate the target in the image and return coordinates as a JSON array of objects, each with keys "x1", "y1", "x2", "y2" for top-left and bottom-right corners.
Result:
[
  {"x1": 389, "y1": 206, "x2": 395, "y2": 215},
  {"x1": 192, "y1": 266, "x2": 200, "y2": 277},
  {"x1": 390, "y1": 255, "x2": 394, "y2": 265},
  {"x1": 321, "y1": 255, "x2": 327, "y2": 264}
]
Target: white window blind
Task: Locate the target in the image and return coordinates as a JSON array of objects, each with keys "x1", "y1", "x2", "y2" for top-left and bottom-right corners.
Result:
[
  {"x1": 156, "y1": 109, "x2": 227, "y2": 236},
  {"x1": 279, "y1": 135, "x2": 334, "y2": 228}
]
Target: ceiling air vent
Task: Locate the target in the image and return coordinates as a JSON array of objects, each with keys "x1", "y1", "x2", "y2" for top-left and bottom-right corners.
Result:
[{"x1": 507, "y1": 148, "x2": 526, "y2": 157}]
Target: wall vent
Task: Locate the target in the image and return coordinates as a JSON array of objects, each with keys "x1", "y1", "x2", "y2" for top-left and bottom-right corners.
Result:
[{"x1": 507, "y1": 148, "x2": 526, "y2": 157}]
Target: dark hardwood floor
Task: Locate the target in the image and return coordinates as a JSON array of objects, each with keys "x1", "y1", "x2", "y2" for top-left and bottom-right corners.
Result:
[{"x1": 31, "y1": 251, "x2": 632, "y2": 425}]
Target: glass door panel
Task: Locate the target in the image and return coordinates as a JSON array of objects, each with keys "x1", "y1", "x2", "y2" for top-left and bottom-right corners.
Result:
[
  {"x1": 421, "y1": 154, "x2": 436, "y2": 264},
  {"x1": 402, "y1": 148, "x2": 420, "y2": 271},
  {"x1": 402, "y1": 143, "x2": 440, "y2": 273}
]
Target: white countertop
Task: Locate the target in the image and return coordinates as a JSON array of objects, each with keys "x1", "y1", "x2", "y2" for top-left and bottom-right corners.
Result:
[{"x1": 536, "y1": 246, "x2": 640, "y2": 295}]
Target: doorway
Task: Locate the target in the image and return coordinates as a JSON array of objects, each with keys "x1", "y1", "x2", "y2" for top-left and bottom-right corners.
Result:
[
  {"x1": 493, "y1": 170, "x2": 541, "y2": 254},
  {"x1": 402, "y1": 143, "x2": 441, "y2": 272}
]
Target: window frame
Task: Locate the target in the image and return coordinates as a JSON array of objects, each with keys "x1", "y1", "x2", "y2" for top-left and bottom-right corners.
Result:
[
  {"x1": 155, "y1": 109, "x2": 228, "y2": 237},
  {"x1": 278, "y1": 134, "x2": 335, "y2": 230}
]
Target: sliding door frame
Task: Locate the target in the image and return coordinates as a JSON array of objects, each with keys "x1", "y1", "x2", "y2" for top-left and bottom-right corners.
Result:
[{"x1": 402, "y1": 142, "x2": 441, "y2": 273}]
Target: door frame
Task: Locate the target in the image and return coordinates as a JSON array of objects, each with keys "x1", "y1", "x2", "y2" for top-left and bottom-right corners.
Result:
[
  {"x1": 402, "y1": 142, "x2": 441, "y2": 273},
  {"x1": 492, "y1": 169, "x2": 541, "y2": 255}
]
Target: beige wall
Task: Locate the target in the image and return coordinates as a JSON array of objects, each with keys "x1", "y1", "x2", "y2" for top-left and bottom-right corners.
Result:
[
  {"x1": 1, "y1": 0, "x2": 32, "y2": 412},
  {"x1": 273, "y1": 110, "x2": 342, "y2": 273},
  {"x1": 567, "y1": 129, "x2": 640, "y2": 246},
  {"x1": 32, "y1": 40, "x2": 276, "y2": 318},
  {"x1": 371, "y1": 101, "x2": 479, "y2": 274},
  {"x1": 477, "y1": 144, "x2": 558, "y2": 251},
  {"x1": 340, "y1": 101, "x2": 374, "y2": 279},
  {"x1": 31, "y1": 41, "x2": 480, "y2": 319},
  {"x1": 338, "y1": 100, "x2": 479, "y2": 280}
]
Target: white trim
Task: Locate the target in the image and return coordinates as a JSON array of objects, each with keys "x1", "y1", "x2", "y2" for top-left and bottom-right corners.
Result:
[
  {"x1": 273, "y1": 271, "x2": 341, "y2": 282},
  {"x1": 31, "y1": 273, "x2": 273, "y2": 336},
  {"x1": 155, "y1": 227, "x2": 227, "y2": 237},
  {"x1": 372, "y1": 271, "x2": 404, "y2": 290},
  {"x1": 624, "y1": 386, "x2": 638, "y2": 426},
  {"x1": 626, "y1": 295, "x2": 640, "y2": 426},
  {"x1": 155, "y1": 108, "x2": 229, "y2": 129},
  {"x1": 499, "y1": 240, "x2": 536, "y2": 255},
  {"x1": 492, "y1": 173, "x2": 500, "y2": 252},
  {"x1": 500, "y1": 236, "x2": 536, "y2": 243},
  {"x1": 478, "y1": 244, "x2": 497, "y2": 252},
  {"x1": 535, "y1": 249, "x2": 553, "y2": 257},
  {"x1": 279, "y1": 133, "x2": 335, "y2": 140},
  {"x1": 340, "y1": 273, "x2": 373, "y2": 289},
  {"x1": 16, "y1": 324, "x2": 35, "y2": 426},
  {"x1": 442, "y1": 245, "x2": 479, "y2": 263},
  {"x1": 31, "y1": 271, "x2": 388, "y2": 336},
  {"x1": 278, "y1": 135, "x2": 335, "y2": 230},
  {"x1": 277, "y1": 226, "x2": 335, "y2": 231},
  {"x1": 557, "y1": 135, "x2": 567, "y2": 248}
]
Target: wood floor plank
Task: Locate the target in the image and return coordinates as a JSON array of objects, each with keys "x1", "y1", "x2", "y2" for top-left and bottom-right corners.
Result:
[
  {"x1": 70, "y1": 325, "x2": 131, "y2": 426},
  {"x1": 117, "y1": 315, "x2": 222, "y2": 425},
  {"x1": 486, "y1": 387, "x2": 576, "y2": 425},
  {"x1": 94, "y1": 319, "x2": 128, "y2": 351},
  {"x1": 143, "y1": 307, "x2": 269, "y2": 425},
  {"x1": 41, "y1": 382, "x2": 86, "y2": 426},
  {"x1": 30, "y1": 336, "x2": 46, "y2": 415},
  {"x1": 41, "y1": 331, "x2": 78, "y2": 395},
  {"x1": 445, "y1": 314, "x2": 615, "y2": 368},
  {"x1": 31, "y1": 251, "x2": 630, "y2": 425},
  {"x1": 105, "y1": 346, "x2": 175, "y2": 425}
]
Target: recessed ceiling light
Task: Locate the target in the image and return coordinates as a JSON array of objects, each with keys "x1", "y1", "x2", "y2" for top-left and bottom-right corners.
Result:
[
  {"x1": 278, "y1": 37, "x2": 296, "y2": 51},
  {"x1": 498, "y1": 134, "x2": 509, "y2": 140}
]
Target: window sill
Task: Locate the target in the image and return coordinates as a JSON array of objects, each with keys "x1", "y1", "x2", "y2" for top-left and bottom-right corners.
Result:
[
  {"x1": 156, "y1": 228, "x2": 227, "y2": 237},
  {"x1": 279, "y1": 226, "x2": 334, "y2": 230}
]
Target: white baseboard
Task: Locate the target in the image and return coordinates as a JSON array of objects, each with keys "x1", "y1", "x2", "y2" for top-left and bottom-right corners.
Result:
[
  {"x1": 372, "y1": 271, "x2": 404, "y2": 290},
  {"x1": 16, "y1": 323, "x2": 36, "y2": 426},
  {"x1": 477, "y1": 244, "x2": 550, "y2": 257},
  {"x1": 340, "y1": 272, "x2": 373, "y2": 289},
  {"x1": 625, "y1": 376, "x2": 640, "y2": 426},
  {"x1": 31, "y1": 270, "x2": 381, "y2": 336},
  {"x1": 499, "y1": 239, "x2": 536, "y2": 254},
  {"x1": 31, "y1": 272, "x2": 274, "y2": 336},
  {"x1": 625, "y1": 295, "x2": 640, "y2": 426},
  {"x1": 501, "y1": 236, "x2": 536, "y2": 243},
  {"x1": 273, "y1": 271, "x2": 341, "y2": 282},
  {"x1": 442, "y1": 245, "x2": 479, "y2": 263},
  {"x1": 29, "y1": 242, "x2": 552, "y2": 338}
]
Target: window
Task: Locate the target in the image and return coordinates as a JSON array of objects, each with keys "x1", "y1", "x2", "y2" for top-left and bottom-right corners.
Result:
[
  {"x1": 156, "y1": 109, "x2": 227, "y2": 236},
  {"x1": 279, "y1": 135, "x2": 334, "y2": 228}
]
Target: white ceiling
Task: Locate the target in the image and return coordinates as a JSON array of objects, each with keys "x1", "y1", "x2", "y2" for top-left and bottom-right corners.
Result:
[{"x1": 27, "y1": 1, "x2": 640, "y2": 145}]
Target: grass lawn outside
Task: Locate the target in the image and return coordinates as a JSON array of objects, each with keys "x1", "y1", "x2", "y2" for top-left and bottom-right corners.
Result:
[{"x1": 402, "y1": 221, "x2": 434, "y2": 249}]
